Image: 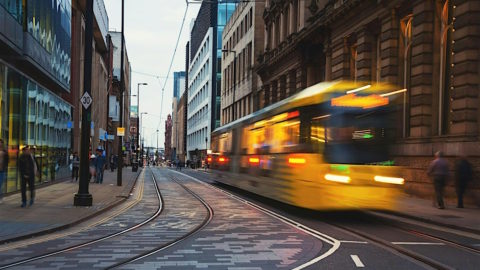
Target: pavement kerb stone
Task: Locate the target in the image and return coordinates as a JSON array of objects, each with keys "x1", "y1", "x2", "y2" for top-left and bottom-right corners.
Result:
[
  {"x1": 374, "y1": 210, "x2": 480, "y2": 235},
  {"x1": 0, "y1": 168, "x2": 142, "y2": 245}
]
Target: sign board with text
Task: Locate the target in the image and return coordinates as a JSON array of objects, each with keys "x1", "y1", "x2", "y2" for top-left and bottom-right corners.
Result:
[{"x1": 117, "y1": 127, "x2": 125, "y2": 136}]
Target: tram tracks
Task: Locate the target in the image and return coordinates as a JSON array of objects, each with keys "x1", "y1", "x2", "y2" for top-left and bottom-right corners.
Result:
[
  {"x1": 107, "y1": 174, "x2": 214, "y2": 269},
  {"x1": 0, "y1": 169, "x2": 164, "y2": 269}
]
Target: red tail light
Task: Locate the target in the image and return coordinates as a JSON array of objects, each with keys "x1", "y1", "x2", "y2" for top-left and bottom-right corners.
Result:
[
  {"x1": 218, "y1": 157, "x2": 226, "y2": 162},
  {"x1": 207, "y1": 157, "x2": 212, "y2": 162}
]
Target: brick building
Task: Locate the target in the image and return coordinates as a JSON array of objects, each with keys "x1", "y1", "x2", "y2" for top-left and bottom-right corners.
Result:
[
  {"x1": 256, "y1": 0, "x2": 480, "y2": 204},
  {"x1": 221, "y1": 1, "x2": 265, "y2": 125}
]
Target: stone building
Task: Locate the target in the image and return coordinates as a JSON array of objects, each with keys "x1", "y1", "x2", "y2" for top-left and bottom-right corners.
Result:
[
  {"x1": 71, "y1": 0, "x2": 110, "y2": 155},
  {"x1": 164, "y1": 114, "x2": 172, "y2": 161},
  {"x1": 221, "y1": 1, "x2": 265, "y2": 125},
  {"x1": 257, "y1": 0, "x2": 480, "y2": 203}
]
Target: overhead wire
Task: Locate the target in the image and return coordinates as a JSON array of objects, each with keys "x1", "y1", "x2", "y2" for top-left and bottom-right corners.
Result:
[{"x1": 156, "y1": 3, "x2": 190, "y2": 132}]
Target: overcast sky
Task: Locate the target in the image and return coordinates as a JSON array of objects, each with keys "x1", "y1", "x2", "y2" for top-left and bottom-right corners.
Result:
[{"x1": 104, "y1": 0, "x2": 199, "y2": 149}]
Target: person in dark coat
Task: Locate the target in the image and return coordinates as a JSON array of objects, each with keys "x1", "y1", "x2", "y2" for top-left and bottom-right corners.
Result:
[
  {"x1": 427, "y1": 151, "x2": 449, "y2": 209},
  {"x1": 455, "y1": 156, "x2": 473, "y2": 208},
  {"x1": 19, "y1": 146, "x2": 35, "y2": 207}
]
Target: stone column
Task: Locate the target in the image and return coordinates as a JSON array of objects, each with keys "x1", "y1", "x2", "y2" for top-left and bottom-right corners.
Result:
[
  {"x1": 331, "y1": 37, "x2": 350, "y2": 80},
  {"x1": 409, "y1": 2, "x2": 434, "y2": 137},
  {"x1": 356, "y1": 26, "x2": 374, "y2": 81},
  {"x1": 450, "y1": 0, "x2": 480, "y2": 135}
]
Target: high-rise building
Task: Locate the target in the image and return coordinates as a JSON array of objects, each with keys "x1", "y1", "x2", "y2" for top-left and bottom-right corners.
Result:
[
  {"x1": 0, "y1": 0, "x2": 73, "y2": 193},
  {"x1": 186, "y1": 1, "x2": 237, "y2": 163}
]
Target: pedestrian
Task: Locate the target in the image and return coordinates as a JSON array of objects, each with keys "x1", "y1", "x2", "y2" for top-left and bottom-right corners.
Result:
[
  {"x1": 19, "y1": 146, "x2": 35, "y2": 207},
  {"x1": 95, "y1": 148, "x2": 106, "y2": 184},
  {"x1": 89, "y1": 154, "x2": 96, "y2": 183},
  {"x1": 72, "y1": 152, "x2": 80, "y2": 182},
  {"x1": 427, "y1": 151, "x2": 449, "y2": 209},
  {"x1": 110, "y1": 154, "x2": 115, "y2": 172},
  {"x1": 0, "y1": 139, "x2": 7, "y2": 203},
  {"x1": 455, "y1": 156, "x2": 473, "y2": 208}
]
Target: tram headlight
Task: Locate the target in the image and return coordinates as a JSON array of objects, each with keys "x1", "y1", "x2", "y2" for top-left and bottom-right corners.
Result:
[
  {"x1": 374, "y1": 175, "x2": 404, "y2": 185},
  {"x1": 324, "y1": 174, "x2": 351, "y2": 183}
]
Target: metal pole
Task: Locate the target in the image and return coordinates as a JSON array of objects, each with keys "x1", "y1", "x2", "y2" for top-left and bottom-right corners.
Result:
[
  {"x1": 232, "y1": 52, "x2": 236, "y2": 122},
  {"x1": 74, "y1": 0, "x2": 94, "y2": 206},
  {"x1": 116, "y1": 0, "x2": 125, "y2": 186},
  {"x1": 137, "y1": 84, "x2": 140, "y2": 164}
]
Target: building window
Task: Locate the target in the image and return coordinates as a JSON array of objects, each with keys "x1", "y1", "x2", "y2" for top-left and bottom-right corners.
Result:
[{"x1": 349, "y1": 43, "x2": 357, "y2": 81}]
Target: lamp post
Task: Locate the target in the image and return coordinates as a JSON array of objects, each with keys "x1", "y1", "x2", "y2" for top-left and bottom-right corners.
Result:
[
  {"x1": 222, "y1": 49, "x2": 236, "y2": 122},
  {"x1": 140, "y1": 112, "x2": 148, "y2": 167},
  {"x1": 156, "y1": 129, "x2": 159, "y2": 164},
  {"x1": 116, "y1": 0, "x2": 125, "y2": 187},
  {"x1": 205, "y1": 137, "x2": 208, "y2": 171},
  {"x1": 136, "y1": 83, "x2": 147, "y2": 164}
]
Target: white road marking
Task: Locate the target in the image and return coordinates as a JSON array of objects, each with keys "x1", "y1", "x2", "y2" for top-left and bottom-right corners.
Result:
[
  {"x1": 392, "y1": 242, "x2": 445, "y2": 245},
  {"x1": 172, "y1": 170, "x2": 342, "y2": 270},
  {"x1": 340, "y1": 240, "x2": 368, "y2": 244},
  {"x1": 350, "y1": 255, "x2": 365, "y2": 267}
]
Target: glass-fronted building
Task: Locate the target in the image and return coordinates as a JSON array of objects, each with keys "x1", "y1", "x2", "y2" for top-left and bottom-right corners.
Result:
[{"x1": 0, "y1": 0, "x2": 72, "y2": 194}]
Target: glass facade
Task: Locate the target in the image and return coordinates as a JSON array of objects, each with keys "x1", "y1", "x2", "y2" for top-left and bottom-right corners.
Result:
[
  {"x1": 26, "y1": 0, "x2": 72, "y2": 87},
  {"x1": 215, "y1": 1, "x2": 237, "y2": 129},
  {"x1": 0, "y1": 61, "x2": 72, "y2": 195},
  {"x1": 0, "y1": 0, "x2": 23, "y2": 23}
]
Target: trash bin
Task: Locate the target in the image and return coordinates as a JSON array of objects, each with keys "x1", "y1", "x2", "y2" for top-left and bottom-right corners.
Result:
[{"x1": 132, "y1": 162, "x2": 138, "y2": 172}]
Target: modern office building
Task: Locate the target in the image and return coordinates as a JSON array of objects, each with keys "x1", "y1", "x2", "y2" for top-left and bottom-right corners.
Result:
[
  {"x1": 221, "y1": 1, "x2": 265, "y2": 125},
  {"x1": 186, "y1": 1, "x2": 237, "y2": 162},
  {"x1": 0, "y1": 0, "x2": 73, "y2": 193}
]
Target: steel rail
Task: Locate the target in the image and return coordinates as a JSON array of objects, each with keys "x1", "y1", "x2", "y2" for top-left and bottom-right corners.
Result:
[
  {"x1": 170, "y1": 169, "x2": 342, "y2": 270},
  {"x1": 0, "y1": 169, "x2": 164, "y2": 269},
  {"x1": 107, "y1": 172, "x2": 214, "y2": 269}
]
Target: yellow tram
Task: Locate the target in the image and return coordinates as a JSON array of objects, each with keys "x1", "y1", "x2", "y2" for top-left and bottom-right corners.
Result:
[{"x1": 210, "y1": 81, "x2": 407, "y2": 210}]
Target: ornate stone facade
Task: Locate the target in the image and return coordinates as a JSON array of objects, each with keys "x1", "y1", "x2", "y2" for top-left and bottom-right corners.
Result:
[{"x1": 257, "y1": 0, "x2": 480, "y2": 204}]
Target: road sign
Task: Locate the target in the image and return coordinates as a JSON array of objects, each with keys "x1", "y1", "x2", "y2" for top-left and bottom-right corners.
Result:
[
  {"x1": 117, "y1": 127, "x2": 125, "y2": 136},
  {"x1": 81, "y1": 92, "x2": 93, "y2": 109}
]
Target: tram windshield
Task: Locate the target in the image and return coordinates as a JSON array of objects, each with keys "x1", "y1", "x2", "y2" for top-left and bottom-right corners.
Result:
[{"x1": 311, "y1": 108, "x2": 395, "y2": 164}]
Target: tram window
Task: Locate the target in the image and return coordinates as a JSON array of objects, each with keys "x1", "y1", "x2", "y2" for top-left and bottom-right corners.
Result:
[
  {"x1": 269, "y1": 120, "x2": 300, "y2": 153},
  {"x1": 242, "y1": 125, "x2": 266, "y2": 155},
  {"x1": 323, "y1": 110, "x2": 393, "y2": 164}
]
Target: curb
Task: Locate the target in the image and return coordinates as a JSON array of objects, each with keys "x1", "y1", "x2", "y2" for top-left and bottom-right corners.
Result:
[
  {"x1": 0, "y1": 169, "x2": 142, "y2": 245},
  {"x1": 370, "y1": 210, "x2": 480, "y2": 235}
]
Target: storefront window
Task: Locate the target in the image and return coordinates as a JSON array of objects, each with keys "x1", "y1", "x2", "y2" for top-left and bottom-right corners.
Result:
[{"x1": 0, "y1": 61, "x2": 71, "y2": 194}]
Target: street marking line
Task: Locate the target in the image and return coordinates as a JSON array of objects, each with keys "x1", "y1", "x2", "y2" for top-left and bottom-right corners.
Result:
[
  {"x1": 171, "y1": 169, "x2": 341, "y2": 270},
  {"x1": 350, "y1": 255, "x2": 365, "y2": 267},
  {"x1": 340, "y1": 240, "x2": 368, "y2": 244},
  {"x1": 392, "y1": 242, "x2": 445, "y2": 245}
]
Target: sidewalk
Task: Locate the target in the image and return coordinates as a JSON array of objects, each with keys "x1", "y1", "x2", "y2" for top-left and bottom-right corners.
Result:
[
  {"x1": 0, "y1": 168, "x2": 140, "y2": 243},
  {"x1": 377, "y1": 194, "x2": 480, "y2": 234}
]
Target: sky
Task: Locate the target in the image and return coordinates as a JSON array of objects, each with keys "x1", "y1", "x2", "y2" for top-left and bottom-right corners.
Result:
[{"x1": 104, "y1": 0, "x2": 199, "y2": 149}]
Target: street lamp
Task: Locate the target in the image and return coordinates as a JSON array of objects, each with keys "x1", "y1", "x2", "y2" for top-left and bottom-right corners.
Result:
[
  {"x1": 140, "y1": 112, "x2": 148, "y2": 167},
  {"x1": 222, "y1": 49, "x2": 236, "y2": 122},
  {"x1": 137, "y1": 83, "x2": 147, "y2": 162}
]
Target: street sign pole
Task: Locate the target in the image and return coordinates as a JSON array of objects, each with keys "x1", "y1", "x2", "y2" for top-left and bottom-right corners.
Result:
[{"x1": 74, "y1": 0, "x2": 94, "y2": 206}]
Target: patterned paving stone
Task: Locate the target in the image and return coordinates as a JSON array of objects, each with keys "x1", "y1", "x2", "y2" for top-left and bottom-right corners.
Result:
[{"x1": 120, "y1": 169, "x2": 325, "y2": 269}]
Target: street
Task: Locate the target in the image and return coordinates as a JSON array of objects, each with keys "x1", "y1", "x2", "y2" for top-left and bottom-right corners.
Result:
[{"x1": 0, "y1": 167, "x2": 478, "y2": 269}]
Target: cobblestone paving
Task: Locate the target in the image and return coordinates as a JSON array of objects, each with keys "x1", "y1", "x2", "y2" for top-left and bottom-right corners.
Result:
[
  {"x1": 3, "y1": 169, "x2": 208, "y2": 269},
  {"x1": 120, "y1": 169, "x2": 325, "y2": 270}
]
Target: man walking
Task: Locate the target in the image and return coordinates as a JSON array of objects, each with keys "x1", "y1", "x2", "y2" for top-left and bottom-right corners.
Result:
[
  {"x1": 19, "y1": 146, "x2": 35, "y2": 207},
  {"x1": 72, "y1": 152, "x2": 80, "y2": 182},
  {"x1": 427, "y1": 151, "x2": 449, "y2": 209},
  {"x1": 455, "y1": 156, "x2": 473, "y2": 208},
  {"x1": 95, "y1": 148, "x2": 106, "y2": 184}
]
